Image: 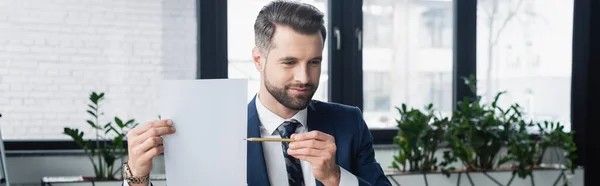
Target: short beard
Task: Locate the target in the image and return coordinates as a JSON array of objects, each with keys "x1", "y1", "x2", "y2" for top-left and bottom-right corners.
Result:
[{"x1": 264, "y1": 77, "x2": 316, "y2": 111}]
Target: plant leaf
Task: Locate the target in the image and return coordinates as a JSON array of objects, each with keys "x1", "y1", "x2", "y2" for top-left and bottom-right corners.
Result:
[
  {"x1": 88, "y1": 104, "x2": 97, "y2": 111},
  {"x1": 115, "y1": 117, "x2": 124, "y2": 128},
  {"x1": 90, "y1": 92, "x2": 98, "y2": 104},
  {"x1": 86, "y1": 120, "x2": 97, "y2": 129},
  {"x1": 87, "y1": 110, "x2": 97, "y2": 118},
  {"x1": 105, "y1": 126, "x2": 120, "y2": 135},
  {"x1": 104, "y1": 122, "x2": 112, "y2": 129}
]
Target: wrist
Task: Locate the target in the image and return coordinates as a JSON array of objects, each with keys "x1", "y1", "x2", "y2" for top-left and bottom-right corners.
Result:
[
  {"x1": 126, "y1": 164, "x2": 147, "y2": 177},
  {"x1": 130, "y1": 169, "x2": 147, "y2": 178},
  {"x1": 123, "y1": 162, "x2": 149, "y2": 184},
  {"x1": 322, "y1": 167, "x2": 341, "y2": 186}
]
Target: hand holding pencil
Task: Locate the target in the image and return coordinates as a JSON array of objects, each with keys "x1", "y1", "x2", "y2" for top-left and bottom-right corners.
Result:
[{"x1": 246, "y1": 131, "x2": 341, "y2": 185}]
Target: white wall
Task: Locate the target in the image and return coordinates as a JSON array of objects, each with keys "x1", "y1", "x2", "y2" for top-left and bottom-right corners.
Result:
[{"x1": 0, "y1": 0, "x2": 197, "y2": 140}]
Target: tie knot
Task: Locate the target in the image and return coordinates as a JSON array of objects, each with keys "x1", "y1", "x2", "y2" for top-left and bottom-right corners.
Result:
[{"x1": 277, "y1": 119, "x2": 301, "y2": 138}]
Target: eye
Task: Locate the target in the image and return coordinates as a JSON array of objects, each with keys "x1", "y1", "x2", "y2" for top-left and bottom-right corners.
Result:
[
  {"x1": 309, "y1": 60, "x2": 321, "y2": 64},
  {"x1": 282, "y1": 60, "x2": 294, "y2": 64}
]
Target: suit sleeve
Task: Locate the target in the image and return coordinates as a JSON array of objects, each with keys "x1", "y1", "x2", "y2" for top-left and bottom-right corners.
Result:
[{"x1": 353, "y1": 107, "x2": 393, "y2": 186}]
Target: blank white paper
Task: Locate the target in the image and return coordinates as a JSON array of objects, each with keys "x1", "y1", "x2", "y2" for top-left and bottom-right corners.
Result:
[{"x1": 160, "y1": 79, "x2": 248, "y2": 186}]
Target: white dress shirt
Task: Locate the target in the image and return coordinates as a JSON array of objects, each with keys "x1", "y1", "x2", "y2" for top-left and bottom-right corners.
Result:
[
  {"x1": 124, "y1": 96, "x2": 358, "y2": 186},
  {"x1": 255, "y1": 95, "x2": 358, "y2": 186}
]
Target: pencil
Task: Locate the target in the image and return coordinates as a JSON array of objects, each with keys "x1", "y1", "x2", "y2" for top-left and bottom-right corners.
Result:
[{"x1": 245, "y1": 138, "x2": 295, "y2": 142}]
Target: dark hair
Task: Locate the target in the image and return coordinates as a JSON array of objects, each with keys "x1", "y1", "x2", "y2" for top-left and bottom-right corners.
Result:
[{"x1": 254, "y1": 0, "x2": 326, "y2": 52}]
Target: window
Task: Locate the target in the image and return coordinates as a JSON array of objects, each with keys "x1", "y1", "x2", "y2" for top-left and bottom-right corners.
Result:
[
  {"x1": 364, "y1": 72, "x2": 392, "y2": 112},
  {"x1": 419, "y1": 7, "x2": 452, "y2": 48},
  {"x1": 363, "y1": 3, "x2": 394, "y2": 48},
  {"x1": 422, "y1": 71, "x2": 453, "y2": 112},
  {"x1": 362, "y1": 0, "x2": 454, "y2": 128},
  {"x1": 476, "y1": 0, "x2": 573, "y2": 131},
  {"x1": 228, "y1": 0, "x2": 329, "y2": 102},
  {"x1": 0, "y1": 0, "x2": 197, "y2": 139}
]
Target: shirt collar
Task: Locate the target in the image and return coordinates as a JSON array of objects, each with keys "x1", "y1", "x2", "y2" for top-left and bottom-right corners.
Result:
[{"x1": 255, "y1": 94, "x2": 307, "y2": 135}]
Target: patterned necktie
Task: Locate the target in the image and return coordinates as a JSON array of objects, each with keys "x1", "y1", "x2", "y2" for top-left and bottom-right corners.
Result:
[{"x1": 276, "y1": 119, "x2": 305, "y2": 186}]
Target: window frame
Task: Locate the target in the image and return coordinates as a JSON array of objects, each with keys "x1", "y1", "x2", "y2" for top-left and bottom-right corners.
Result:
[
  {"x1": 332, "y1": 0, "x2": 478, "y2": 146},
  {"x1": 571, "y1": 0, "x2": 600, "y2": 183}
]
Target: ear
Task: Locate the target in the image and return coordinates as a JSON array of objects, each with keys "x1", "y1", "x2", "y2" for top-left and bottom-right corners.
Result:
[{"x1": 252, "y1": 47, "x2": 263, "y2": 72}]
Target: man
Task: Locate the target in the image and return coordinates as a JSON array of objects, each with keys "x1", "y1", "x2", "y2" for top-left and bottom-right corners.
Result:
[{"x1": 122, "y1": 1, "x2": 391, "y2": 186}]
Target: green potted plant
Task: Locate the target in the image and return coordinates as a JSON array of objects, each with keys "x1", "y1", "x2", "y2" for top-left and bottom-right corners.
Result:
[
  {"x1": 63, "y1": 92, "x2": 139, "y2": 180},
  {"x1": 497, "y1": 120, "x2": 577, "y2": 186},
  {"x1": 441, "y1": 75, "x2": 522, "y2": 172},
  {"x1": 533, "y1": 121, "x2": 577, "y2": 171},
  {"x1": 387, "y1": 75, "x2": 579, "y2": 185},
  {"x1": 391, "y1": 103, "x2": 450, "y2": 173},
  {"x1": 498, "y1": 119, "x2": 537, "y2": 179},
  {"x1": 441, "y1": 75, "x2": 578, "y2": 182}
]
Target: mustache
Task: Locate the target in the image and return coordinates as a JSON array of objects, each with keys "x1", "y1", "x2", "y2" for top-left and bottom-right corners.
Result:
[{"x1": 285, "y1": 83, "x2": 315, "y2": 89}]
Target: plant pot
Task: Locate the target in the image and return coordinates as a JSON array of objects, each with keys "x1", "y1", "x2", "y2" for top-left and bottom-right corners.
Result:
[{"x1": 385, "y1": 168, "x2": 583, "y2": 186}]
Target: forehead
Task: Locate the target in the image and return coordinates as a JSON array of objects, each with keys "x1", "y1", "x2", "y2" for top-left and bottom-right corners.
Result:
[{"x1": 267, "y1": 25, "x2": 324, "y2": 58}]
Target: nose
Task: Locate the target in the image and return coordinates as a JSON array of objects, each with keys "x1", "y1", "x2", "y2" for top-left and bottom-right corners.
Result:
[{"x1": 293, "y1": 64, "x2": 310, "y2": 84}]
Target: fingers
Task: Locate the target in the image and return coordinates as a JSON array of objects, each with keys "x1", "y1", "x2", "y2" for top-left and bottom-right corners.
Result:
[
  {"x1": 136, "y1": 126, "x2": 176, "y2": 144},
  {"x1": 292, "y1": 131, "x2": 334, "y2": 142},
  {"x1": 288, "y1": 148, "x2": 325, "y2": 157},
  {"x1": 290, "y1": 155, "x2": 335, "y2": 168},
  {"x1": 289, "y1": 149, "x2": 336, "y2": 170},
  {"x1": 138, "y1": 137, "x2": 164, "y2": 153},
  {"x1": 291, "y1": 155, "x2": 318, "y2": 164},
  {"x1": 137, "y1": 145, "x2": 165, "y2": 165},
  {"x1": 289, "y1": 140, "x2": 328, "y2": 150},
  {"x1": 287, "y1": 131, "x2": 337, "y2": 160},
  {"x1": 288, "y1": 140, "x2": 336, "y2": 157},
  {"x1": 129, "y1": 120, "x2": 173, "y2": 136},
  {"x1": 125, "y1": 119, "x2": 173, "y2": 177}
]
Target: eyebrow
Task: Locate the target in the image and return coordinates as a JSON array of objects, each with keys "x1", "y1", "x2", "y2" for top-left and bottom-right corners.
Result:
[
  {"x1": 277, "y1": 56, "x2": 323, "y2": 61},
  {"x1": 278, "y1": 56, "x2": 298, "y2": 61}
]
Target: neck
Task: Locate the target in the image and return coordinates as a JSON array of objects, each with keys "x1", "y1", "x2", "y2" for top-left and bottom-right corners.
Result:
[{"x1": 258, "y1": 87, "x2": 298, "y2": 119}]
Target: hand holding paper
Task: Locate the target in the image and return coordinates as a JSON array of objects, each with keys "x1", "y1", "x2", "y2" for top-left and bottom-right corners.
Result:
[{"x1": 126, "y1": 119, "x2": 176, "y2": 180}]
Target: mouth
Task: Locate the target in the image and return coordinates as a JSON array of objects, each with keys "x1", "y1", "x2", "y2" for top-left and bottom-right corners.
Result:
[
  {"x1": 290, "y1": 87, "x2": 309, "y2": 91},
  {"x1": 289, "y1": 87, "x2": 310, "y2": 94}
]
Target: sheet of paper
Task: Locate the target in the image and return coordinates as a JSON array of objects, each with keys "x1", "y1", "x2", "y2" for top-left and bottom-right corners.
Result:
[{"x1": 160, "y1": 79, "x2": 247, "y2": 186}]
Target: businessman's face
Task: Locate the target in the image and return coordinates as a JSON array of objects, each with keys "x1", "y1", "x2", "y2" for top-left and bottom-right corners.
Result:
[{"x1": 254, "y1": 25, "x2": 323, "y2": 110}]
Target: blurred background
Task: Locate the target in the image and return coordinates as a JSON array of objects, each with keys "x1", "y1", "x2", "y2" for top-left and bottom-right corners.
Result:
[{"x1": 0, "y1": 0, "x2": 598, "y2": 185}]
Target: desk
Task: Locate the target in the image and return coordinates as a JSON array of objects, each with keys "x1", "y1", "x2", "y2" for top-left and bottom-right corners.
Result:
[{"x1": 41, "y1": 174, "x2": 166, "y2": 186}]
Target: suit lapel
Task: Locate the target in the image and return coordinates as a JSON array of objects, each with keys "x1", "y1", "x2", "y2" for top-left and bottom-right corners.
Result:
[
  {"x1": 306, "y1": 101, "x2": 331, "y2": 186},
  {"x1": 247, "y1": 96, "x2": 271, "y2": 186},
  {"x1": 306, "y1": 101, "x2": 335, "y2": 141}
]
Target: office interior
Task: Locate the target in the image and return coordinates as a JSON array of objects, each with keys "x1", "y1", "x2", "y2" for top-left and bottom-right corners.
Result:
[{"x1": 0, "y1": 0, "x2": 598, "y2": 185}]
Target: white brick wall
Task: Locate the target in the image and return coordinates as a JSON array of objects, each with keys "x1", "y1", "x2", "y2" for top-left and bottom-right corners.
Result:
[{"x1": 0, "y1": 0, "x2": 197, "y2": 139}]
